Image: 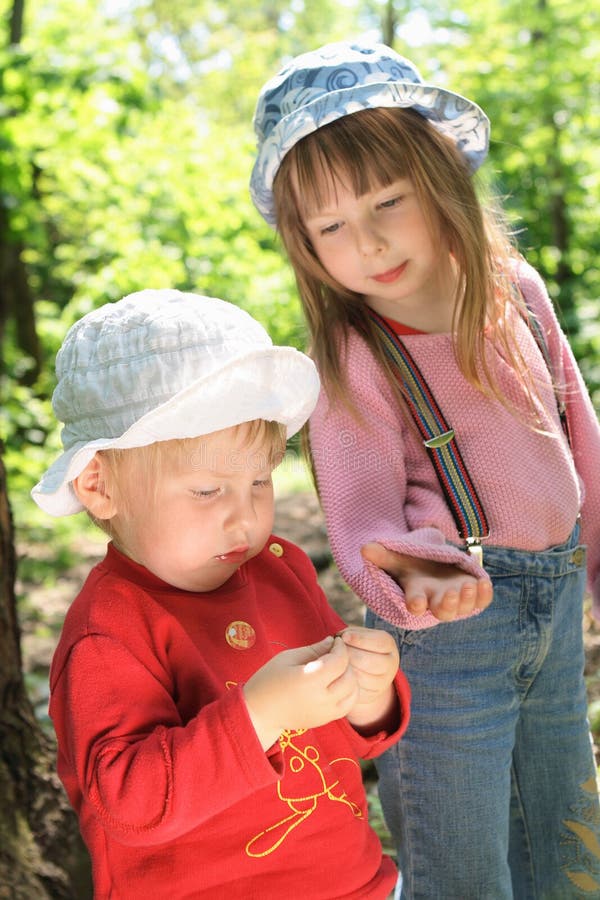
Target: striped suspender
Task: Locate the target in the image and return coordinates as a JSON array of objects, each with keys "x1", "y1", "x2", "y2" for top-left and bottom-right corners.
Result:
[
  {"x1": 368, "y1": 301, "x2": 570, "y2": 565},
  {"x1": 368, "y1": 308, "x2": 489, "y2": 563}
]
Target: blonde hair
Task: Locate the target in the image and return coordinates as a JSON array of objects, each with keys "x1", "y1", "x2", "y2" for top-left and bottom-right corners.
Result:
[
  {"x1": 91, "y1": 420, "x2": 287, "y2": 539},
  {"x1": 273, "y1": 106, "x2": 533, "y2": 416}
]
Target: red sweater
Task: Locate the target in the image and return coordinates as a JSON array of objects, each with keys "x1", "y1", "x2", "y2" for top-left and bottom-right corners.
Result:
[{"x1": 49, "y1": 537, "x2": 410, "y2": 899}]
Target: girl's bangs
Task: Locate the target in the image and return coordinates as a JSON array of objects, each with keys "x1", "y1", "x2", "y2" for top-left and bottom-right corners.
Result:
[{"x1": 293, "y1": 111, "x2": 409, "y2": 215}]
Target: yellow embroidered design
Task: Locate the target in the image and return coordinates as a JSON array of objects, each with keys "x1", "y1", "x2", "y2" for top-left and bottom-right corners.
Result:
[
  {"x1": 245, "y1": 728, "x2": 362, "y2": 858},
  {"x1": 564, "y1": 820, "x2": 600, "y2": 858},
  {"x1": 561, "y1": 774, "x2": 600, "y2": 893}
]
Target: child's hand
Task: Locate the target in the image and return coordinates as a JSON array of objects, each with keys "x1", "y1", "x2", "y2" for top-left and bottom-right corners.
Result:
[
  {"x1": 243, "y1": 636, "x2": 359, "y2": 750},
  {"x1": 361, "y1": 542, "x2": 493, "y2": 621},
  {"x1": 337, "y1": 627, "x2": 400, "y2": 732}
]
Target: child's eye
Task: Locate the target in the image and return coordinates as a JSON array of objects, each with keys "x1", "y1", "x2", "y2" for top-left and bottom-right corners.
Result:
[
  {"x1": 190, "y1": 488, "x2": 220, "y2": 499},
  {"x1": 253, "y1": 478, "x2": 272, "y2": 489},
  {"x1": 320, "y1": 222, "x2": 341, "y2": 236},
  {"x1": 378, "y1": 195, "x2": 404, "y2": 210}
]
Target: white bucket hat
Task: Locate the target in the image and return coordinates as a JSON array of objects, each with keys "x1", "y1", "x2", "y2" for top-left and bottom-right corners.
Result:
[
  {"x1": 32, "y1": 289, "x2": 320, "y2": 517},
  {"x1": 250, "y1": 39, "x2": 490, "y2": 226}
]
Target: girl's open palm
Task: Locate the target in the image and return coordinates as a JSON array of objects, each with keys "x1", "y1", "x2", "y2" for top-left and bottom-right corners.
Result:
[{"x1": 362, "y1": 542, "x2": 493, "y2": 621}]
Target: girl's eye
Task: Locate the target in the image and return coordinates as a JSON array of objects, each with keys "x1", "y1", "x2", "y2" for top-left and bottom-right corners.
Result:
[
  {"x1": 190, "y1": 488, "x2": 220, "y2": 499},
  {"x1": 378, "y1": 195, "x2": 404, "y2": 210},
  {"x1": 320, "y1": 222, "x2": 341, "y2": 236}
]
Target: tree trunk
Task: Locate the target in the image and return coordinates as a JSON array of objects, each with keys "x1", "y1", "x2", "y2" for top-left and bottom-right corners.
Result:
[
  {"x1": 0, "y1": 446, "x2": 92, "y2": 898},
  {"x1": 9, "y1": 0, "x2": 24, "y2": 45},
  {"x1": 382, "y1": 0, "x2": 397, "y2": 47},
  {"x1": 531, "y1": 0, "x2": 574, "y2": 317},
  {"x1": 0, "y1": 0, "x2": 43, "y2": 386},
  {"x1": 0, "y1": 165, "x2": 43, "y2": 384}
]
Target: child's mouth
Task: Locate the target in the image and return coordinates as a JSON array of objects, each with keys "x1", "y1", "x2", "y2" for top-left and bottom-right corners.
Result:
[
  {"x1": 372, "y1": 262, "x2": 407, "y2": 284},
  {"x1": 216, "y1": 547, "x2": 249, "y2": 564}
]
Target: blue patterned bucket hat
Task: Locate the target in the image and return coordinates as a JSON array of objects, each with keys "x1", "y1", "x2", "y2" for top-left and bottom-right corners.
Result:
[{"x1": 250, "y1": 40, "x2": 490, "y2": 226}]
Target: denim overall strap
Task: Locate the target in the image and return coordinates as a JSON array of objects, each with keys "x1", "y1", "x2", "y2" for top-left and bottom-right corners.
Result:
[{"x1": 367, "y1": 308, "x2": 489, "y2": 558}]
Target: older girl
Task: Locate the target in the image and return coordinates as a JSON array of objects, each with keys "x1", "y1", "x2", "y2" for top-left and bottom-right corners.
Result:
[{"x1": 251, "y1": 39, "x2": 600, "y2": 899}]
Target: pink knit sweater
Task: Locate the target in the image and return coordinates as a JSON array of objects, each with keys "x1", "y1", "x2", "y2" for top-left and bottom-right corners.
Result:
[{"x1": 309, "y1": 260, "x2": 600, "y2": 629}]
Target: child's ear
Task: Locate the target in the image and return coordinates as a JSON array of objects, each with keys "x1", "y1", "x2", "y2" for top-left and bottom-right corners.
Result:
[{"x1": 72, "y1": 454, "x2": 117, "y2": 519}]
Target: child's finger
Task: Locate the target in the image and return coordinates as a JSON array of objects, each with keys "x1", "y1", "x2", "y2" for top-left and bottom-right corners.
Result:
[
  {"x1": 457, "y1": 582, "x2": 477, "y2": 616},
  {"x1": 429, "y1": 589, "x2": 460, "y2": 621},
  {"x1": 287, "y1": 635, "x2": 334, "y2": 667},
  {"x1": 475, "y1": 578, "x2": 493, "y2": 609},
  {"x1": 404, "y1": 591, "x2": 429, "y2": 616},
  {"x1": 304, "y1": 634, "x2": 348, "y2": 680},
  {"x1": 361, "y1": 542, "x2": 407, "y2": 577},
  {"x1": 340, "y1": 627, "x2": 395, "y2": 655},
  {"x1": 328, "y1": 656, "x2": 359, "y2": 696}
]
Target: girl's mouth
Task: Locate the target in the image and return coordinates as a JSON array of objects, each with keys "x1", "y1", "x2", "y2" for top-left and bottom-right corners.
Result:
[{"x1": 372, "y1": 262, "x2": 407, "y2": 284}]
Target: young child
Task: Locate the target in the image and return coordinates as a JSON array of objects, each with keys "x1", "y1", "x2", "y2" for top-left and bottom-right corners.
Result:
[
  {"x1": 31, "y1": 289, "x2": 411, "y2": 899},
  {"x1": 250, "y1": 40, "x2": 600, "y2": 899}
]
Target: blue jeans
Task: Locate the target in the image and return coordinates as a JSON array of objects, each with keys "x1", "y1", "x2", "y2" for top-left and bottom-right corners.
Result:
[{"x1": 367, "y1": 528, "x2": 600, "y2": 899}]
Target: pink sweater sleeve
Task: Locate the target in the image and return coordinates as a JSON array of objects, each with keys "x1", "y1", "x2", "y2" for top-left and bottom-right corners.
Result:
[
  {"x1": 309, "y1": 339, "x2": 486, "y2": 631},
  {"x1": 516, "y1": 262, "x2": 600, "y2": 615}
]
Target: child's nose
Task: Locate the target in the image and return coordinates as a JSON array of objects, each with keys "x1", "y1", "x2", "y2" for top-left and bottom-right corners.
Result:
[
  {"x1": 225, "y1": 493, "x2": 257, "y2": 530},
  {"x1": 355, "y1": 221, "x2": 386, "y2": 256}
]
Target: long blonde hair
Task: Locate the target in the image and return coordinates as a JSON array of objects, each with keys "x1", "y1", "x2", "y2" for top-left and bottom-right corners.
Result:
[{"x1": 273, "y1": 106, "x2": 530, "y2": 415}]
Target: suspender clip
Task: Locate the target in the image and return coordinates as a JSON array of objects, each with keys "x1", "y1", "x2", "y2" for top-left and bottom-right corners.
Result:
[
  {"x1": 423, "y1": 429, "x2": 455, "y2": 449},
  {"x1": 466, "y1": 538, "x2": 484, "y2": 567}
]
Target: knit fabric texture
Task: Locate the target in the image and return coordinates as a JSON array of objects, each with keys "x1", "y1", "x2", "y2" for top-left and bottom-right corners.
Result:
[{"x1": 309, "y1": 259, "x2": 600, "y2": 628}]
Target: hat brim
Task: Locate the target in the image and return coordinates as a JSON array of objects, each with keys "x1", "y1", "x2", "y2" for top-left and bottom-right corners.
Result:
[
  {"x1": 32, "y1": 346, "x2": 319, "y2": 517},
  {"x1": 251, "y1": 80, "x2": 490, "y2": 226}
]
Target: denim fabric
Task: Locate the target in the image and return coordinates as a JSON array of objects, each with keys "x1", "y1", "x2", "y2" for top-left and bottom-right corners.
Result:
[{"x1": 367, "y1": 528, "x2": 600, "y2": 899}]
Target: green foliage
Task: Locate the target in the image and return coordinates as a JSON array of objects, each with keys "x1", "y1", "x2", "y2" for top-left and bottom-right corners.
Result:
[
  {"x1": 1, "y1": 0, "x2": 598, "y2": 550},
  {"x1": 424, "y1": 1, "x2": 600, "y2": 342}
]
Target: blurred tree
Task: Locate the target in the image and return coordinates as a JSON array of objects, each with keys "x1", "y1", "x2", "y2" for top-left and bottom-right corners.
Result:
[
  {"x1": 0, "y1": 444, "x2": 91, "y2": 896},
  {"x1": 0, "y1": 2, "x2": 96, "y2": 893},
  {"x1": 0, "y1": 0, "x2": 41, "y2": 384}
]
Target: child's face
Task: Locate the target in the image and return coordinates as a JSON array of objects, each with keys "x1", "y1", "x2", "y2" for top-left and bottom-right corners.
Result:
[
  {"x1": 300, "y1": 171, "x2": 453, "y2": 326},
  {"x1": 110, "y1": 424, "x2": 279, "y2": 592}
]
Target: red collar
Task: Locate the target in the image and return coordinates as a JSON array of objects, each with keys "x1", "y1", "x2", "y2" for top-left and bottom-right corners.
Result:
[{"x1": 379, "y1": 314, "x2": 425, "y2": 335}]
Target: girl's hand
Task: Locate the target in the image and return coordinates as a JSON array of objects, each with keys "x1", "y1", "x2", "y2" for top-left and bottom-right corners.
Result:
[
  {"x1": 361, "y1": 542, "x2": 493, "y2": 621},
  {"x1": 243, "y1": 636, "x2": 359, "y2": 750},
  {"x1": 337, "y1": 626, "x2": 400, "y2": 733}
]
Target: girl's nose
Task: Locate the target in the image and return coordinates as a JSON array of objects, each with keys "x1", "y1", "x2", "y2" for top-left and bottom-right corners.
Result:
[{"x1": 355, "y1": 221, "x2": 386, "y2": 256}]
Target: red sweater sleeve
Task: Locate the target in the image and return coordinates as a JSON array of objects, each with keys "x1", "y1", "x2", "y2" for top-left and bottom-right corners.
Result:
[{"x1": 52, "y1": 634, "x2": 283, "y2": 846}]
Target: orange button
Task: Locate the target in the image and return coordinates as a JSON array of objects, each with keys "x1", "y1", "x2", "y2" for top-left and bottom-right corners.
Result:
[{"x1": 225, "y1": 621, "x2": 256, "y2": 650}]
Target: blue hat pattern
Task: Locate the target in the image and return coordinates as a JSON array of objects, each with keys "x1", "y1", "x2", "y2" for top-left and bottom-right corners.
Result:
[{"x1": 250, "y1": 41, "x2": 490, "y2": 226}]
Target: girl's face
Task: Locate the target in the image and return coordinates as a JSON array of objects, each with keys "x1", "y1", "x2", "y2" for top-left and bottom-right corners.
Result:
[
  {"x1": 300, "y1": 173, "x2": 456, "y2": 331},
  {"x1": 109, "y1": 424, "x2": 278, "y2": 592}
]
